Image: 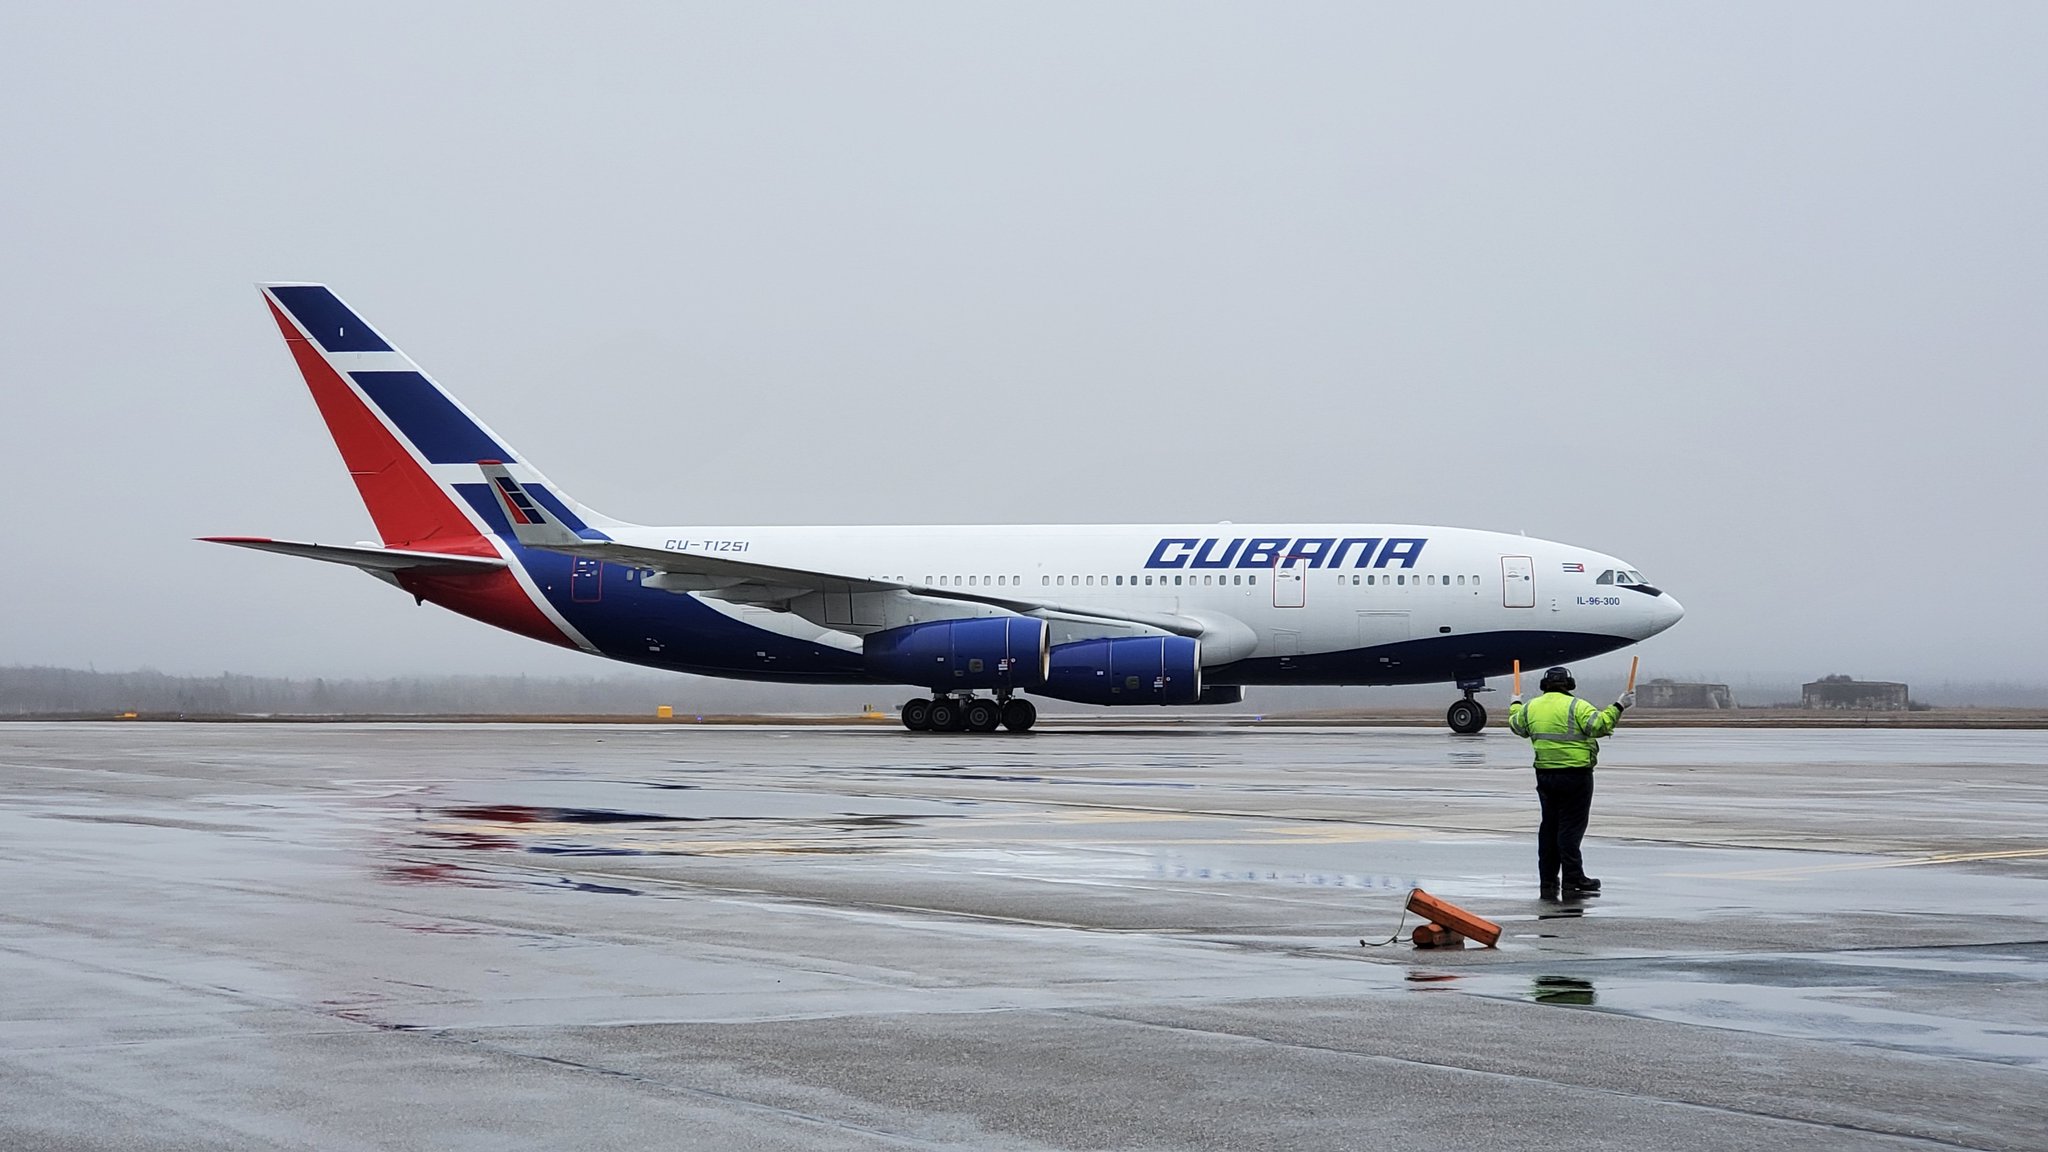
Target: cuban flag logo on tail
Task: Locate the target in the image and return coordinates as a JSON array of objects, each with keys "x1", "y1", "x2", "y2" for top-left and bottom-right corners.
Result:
[
  {"x1": 1562, "y1": 562, "x2": 1585, "y2": 572},
  {"x1": 477, "y1": 459, "x2": 587, "y2": 550},
  {"x1": 489, "y1": 469, "x2": 544, "y2": 526}
]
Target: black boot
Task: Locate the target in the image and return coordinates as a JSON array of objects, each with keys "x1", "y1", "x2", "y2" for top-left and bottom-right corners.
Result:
[{"x1": 1563, "y1": 876, "x2": 1601, "y2": 894}]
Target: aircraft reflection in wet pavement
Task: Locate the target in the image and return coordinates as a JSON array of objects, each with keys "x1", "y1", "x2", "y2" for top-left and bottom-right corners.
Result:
[{"x1": 210, "y1": 284, "x2": 1684, "y2": 734}]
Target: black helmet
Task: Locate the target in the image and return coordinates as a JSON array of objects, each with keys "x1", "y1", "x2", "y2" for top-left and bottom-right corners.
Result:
[{"x1": 1540, "y1": 666, "x2": 1575, "y2": 693}]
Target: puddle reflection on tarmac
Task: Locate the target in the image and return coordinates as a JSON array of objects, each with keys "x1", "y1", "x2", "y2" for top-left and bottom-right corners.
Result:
[
  {"x1": 1530, "y1": 975, "x2": 1598, "y2": 1005},
  {"x1": 1446, "y1": 945, "x2": 2048, "y2": 1068}
]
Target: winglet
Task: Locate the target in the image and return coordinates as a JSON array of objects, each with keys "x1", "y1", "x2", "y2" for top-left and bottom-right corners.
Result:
[{"x1": 479, "y1": 461, "x2": 583, "y2": 549}]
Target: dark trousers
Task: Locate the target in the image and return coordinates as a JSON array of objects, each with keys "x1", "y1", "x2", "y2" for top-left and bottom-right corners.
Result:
[{"x1": 1535, "y1": 768, "x2": 1595, "y2": 884}]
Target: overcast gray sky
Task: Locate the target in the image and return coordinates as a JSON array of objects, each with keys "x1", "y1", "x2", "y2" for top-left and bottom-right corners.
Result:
[{"x1": 2, "y1": 3, "x2": 2042, "y2": 688}]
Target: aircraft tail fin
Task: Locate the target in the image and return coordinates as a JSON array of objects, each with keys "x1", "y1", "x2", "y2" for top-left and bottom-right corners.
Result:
[{"x1": 257, "y1": 283, "x2": 619, "y2": 552}]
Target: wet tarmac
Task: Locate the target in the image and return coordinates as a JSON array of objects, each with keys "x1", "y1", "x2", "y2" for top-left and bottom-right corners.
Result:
[{"x1": 2, "y1": 722, "x2": 2045, "y2": 1150}]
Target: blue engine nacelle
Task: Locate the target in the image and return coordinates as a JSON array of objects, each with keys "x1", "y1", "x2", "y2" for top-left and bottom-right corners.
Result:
[
  {"x1": 1039, "y1": 636, "x2": 1202, "y2": 705},
  {"x1": 863, "y1": 617, "x2": 1049, "y2": 690}
]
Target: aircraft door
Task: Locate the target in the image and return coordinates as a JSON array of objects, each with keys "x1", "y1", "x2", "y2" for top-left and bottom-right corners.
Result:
[
  {"x1": 1273, "y1": 554, "x2": 1307, "y2": 608},
  {"x1": 571, "y1": 557, "x2": 603, "y2": 602},
  {"x1": 1501, "y1": 555, "x2": 1534, "y2": 608}
]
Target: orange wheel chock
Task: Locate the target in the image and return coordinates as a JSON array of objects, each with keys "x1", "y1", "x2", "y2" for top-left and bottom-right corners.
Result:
[
  {"x1": 1411, "y1": 923, "x2": 1467, "y2": 948},
  {"x1": 1406, "y1": 888, "x2": 1502, "y2": 949}
]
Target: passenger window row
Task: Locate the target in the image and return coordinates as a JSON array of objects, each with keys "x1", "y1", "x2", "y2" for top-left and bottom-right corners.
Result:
[
  {"x1": 920, "y1": 570, "x2": 1495, "y2": 592},
  {"x1": 1332, "y1": 573, "x2": 1483, "y2": 587},
  {"x1": 1042, "y1": 574, "x2": 1257, "y2": 587},
  {"x1": 916, "y1": 570, "x2": 1523, "y2": 592}
]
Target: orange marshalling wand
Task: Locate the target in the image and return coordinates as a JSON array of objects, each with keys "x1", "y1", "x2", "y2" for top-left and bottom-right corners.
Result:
[
  {"x1": 1626, "y1": 656, "x2": 1639, "y2": 694},
  {"x1": 1512, "y1": 659, "x2": 1522, "y2": 697}
]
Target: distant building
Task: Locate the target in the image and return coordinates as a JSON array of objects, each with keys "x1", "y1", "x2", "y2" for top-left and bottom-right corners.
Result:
[
  {"x1": 1637, "y1": 679, "x2": 1734, "y2": 709},
  {"x1": 1802, "y1": 675, "x2": 1909, "y2": 711}
]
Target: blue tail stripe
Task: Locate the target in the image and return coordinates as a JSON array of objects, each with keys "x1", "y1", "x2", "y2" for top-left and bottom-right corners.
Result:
[
  {"x1": 270, "y1": 286, "x2": 393, "y2": 352},
  {"x1": 349, "y1": 371, "x2": 510, "y2": 464}
]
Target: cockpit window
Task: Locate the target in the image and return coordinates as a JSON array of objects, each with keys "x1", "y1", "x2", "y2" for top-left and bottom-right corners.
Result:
[
  {"x1": 1596, "y1": 570, "x2": 1614, "y2": 585},
  {"x1": 1612, "y1": 567, "x2": 1664, "y2": 596}
]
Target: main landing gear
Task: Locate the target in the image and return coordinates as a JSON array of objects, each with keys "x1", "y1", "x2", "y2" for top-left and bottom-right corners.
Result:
[
  {"x1": 900, "y1": 693, "x2": 1036, "y2": 734},
  {"x1": 1446, "y1": 677, "x2": 1490, "y2": 735}
]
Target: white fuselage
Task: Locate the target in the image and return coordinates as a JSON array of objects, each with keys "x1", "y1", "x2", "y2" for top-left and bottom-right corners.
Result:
[{"x1": 586, "y1": 521, "x2": 1683, "y2": 681}]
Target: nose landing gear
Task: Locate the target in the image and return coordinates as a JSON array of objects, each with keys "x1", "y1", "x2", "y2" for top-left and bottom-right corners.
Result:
[
  {"x1": 1446, "y1": 677, "x2": 1491, "y2": 734},
  {"x1": 1446, "y1": 698, "x2": 1487, "y2": 734}
]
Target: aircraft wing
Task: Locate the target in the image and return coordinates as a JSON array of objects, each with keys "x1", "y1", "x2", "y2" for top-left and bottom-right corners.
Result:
[{"x1": 476, "y1": 464, "x2": 1210, "y2": 640}]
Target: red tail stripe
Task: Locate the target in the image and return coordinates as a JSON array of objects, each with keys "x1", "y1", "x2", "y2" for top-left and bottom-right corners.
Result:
[
  {"x1": 265, "y1": 296, "x2": 574, "y2": 650},
  {"x1": 267, "y1": 299, "x2": 495, "y2": 557}
]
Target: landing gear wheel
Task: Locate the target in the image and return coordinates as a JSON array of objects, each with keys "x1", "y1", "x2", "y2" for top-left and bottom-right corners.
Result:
[
  {"x1": 964, "y1": 698, "x2": 1002, "y2": 733},
  {"x1": 900, "y1": 698, "x2": 933, "y2": 732},
  {"x1": 1000, "y1": 698, "x2": 1037, "y2": 733},
  {"x1": 926, "y1": 697, "x2": 966, "y2": 732},
  {"x1": 1446, "y1": 698, "x2": 1487, "y2": 735}
]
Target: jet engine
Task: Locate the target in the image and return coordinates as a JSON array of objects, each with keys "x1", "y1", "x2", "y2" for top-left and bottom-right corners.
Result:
[
  {"x1": 1039, "y1": 636, "x2": 1202, "y2": 705},
  {"x1": 863, "y1": 617, "x2": 1049, "y2": 690}
]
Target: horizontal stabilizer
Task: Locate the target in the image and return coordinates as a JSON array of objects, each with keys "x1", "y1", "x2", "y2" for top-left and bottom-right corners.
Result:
[{"x1": 201, "y1": 537, "x2": 507, "y2": 573}]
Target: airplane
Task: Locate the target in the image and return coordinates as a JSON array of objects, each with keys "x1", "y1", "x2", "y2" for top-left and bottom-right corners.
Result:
[{"x1": 209, "y1": 284, "x2": 1684, "y2": 735}]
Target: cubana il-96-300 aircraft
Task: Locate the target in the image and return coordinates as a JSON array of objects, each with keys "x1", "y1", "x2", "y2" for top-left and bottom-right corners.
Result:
[{"x1": 210, "y1": 284, "x2": 1684, "y2": 735}]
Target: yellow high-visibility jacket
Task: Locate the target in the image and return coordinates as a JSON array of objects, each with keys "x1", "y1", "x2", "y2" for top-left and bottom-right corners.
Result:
[{"x1": 1507, "y1": 691, "x2": 1622, "y2": 769}]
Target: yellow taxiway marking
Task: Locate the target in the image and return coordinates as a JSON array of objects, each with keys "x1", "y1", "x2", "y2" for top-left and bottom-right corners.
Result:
[{"x1": 1669, "y1": 845, "x2": 2048, "y2": 880}]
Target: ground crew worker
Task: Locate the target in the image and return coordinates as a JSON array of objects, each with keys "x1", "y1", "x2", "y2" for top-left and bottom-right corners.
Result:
[{"x1": 1507, "y1": 665, "x2": 1633, "y2": 896}]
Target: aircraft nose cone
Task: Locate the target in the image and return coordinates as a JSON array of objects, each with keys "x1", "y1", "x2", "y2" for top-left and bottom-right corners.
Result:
[{"x1": 1652, "y1": 592, "x2": 1685, "y2": 634}]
